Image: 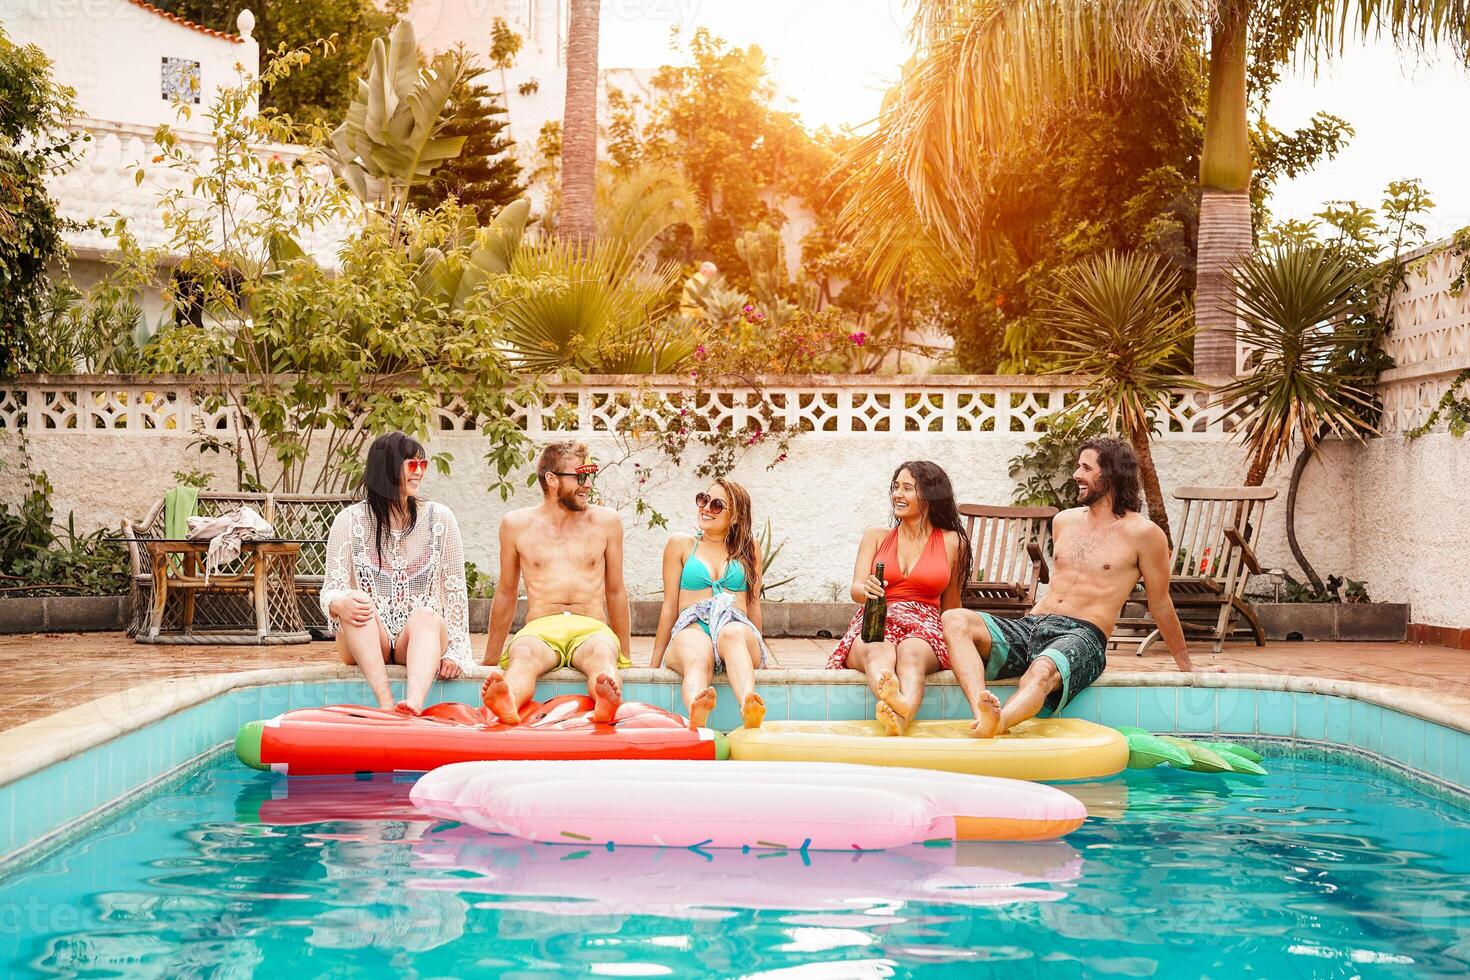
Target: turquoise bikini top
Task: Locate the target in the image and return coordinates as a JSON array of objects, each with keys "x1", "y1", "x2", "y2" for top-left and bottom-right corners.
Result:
[{"x1": 679, "y1": 550, "x2": 749, "y2": 594}]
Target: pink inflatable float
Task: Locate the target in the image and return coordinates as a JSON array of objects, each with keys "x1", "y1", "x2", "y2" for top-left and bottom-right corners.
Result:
[
  {"x1": 410, "y1": 759, "x2": 1087, "y2": 847},
  {"x1": 408, "y1": 827, "x2": 1084, "y2": 916}
]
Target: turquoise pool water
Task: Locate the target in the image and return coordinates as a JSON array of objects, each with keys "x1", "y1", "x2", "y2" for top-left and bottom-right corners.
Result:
[{"x1": 1, "y1": 753, "x2": 1466, "y2": 978}]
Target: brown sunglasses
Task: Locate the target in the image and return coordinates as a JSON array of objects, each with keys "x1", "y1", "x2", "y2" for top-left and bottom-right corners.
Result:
[{"x1": 695, "y1": 492, "x2": 727, "y2": 515}]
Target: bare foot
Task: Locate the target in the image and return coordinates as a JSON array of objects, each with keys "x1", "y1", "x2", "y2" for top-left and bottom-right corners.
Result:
[
  {"x1": 968, "y1": 690, "x2": 1001, "y2": 738},
  {"x1": 393, "y1": 700, "x2": 422, "y2": 717},
  {"x1": 741, "y1": 692, "x2": 766, "y2": 729},
  {"x1": 877, "y1": 699, "x2": 907, "y2": 736},
  {"x1": 688, "y1": 686, "x2": 717, "y2": 730},
  {"x1": 876, "y1": 670, "x2": 914, "y2": 725},
  {"x1": 591, "y1": 672, "x2": 622, "y2": 725},
  {"x1": 480, "y1": 670, "x2": 521, "y2": 725}
]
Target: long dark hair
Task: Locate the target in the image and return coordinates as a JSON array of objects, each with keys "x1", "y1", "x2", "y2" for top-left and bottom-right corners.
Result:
[
  {"x1": 1078, "y1": 437, "x2": 1142, "y2": 517},
  {"x1": 363, "y1": 431, "x2": 425, "y2": 562},
  {"x1": 890, "y1": 461, "x2": 972, "y2": 587}
]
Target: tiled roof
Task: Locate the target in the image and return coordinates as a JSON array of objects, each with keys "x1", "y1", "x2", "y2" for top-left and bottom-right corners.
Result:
[{"x1": 124, "y1": 0, "x2": 244, "y2": 43}]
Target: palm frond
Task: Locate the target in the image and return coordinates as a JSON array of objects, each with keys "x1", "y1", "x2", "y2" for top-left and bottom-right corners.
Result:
[
  {"x1": 597, "y1": 163, "x2": 704, "y2": 259},
  {"x1": 1219, "y1": 244, "x2": 1379, "y2": 473},
  {"x1": 1043, "y1": 250, "x2": 1202, "y2": 437}
]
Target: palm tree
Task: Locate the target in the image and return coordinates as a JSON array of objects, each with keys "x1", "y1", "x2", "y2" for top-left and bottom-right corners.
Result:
[
  {"x1": 560, "y1": 0, "x2": 600, "y2": 244},
  {"x1": 1219, "y1": 243, "x2": 1378, "y2": 589},
  {"x1": 844, "y1": 1, "x2": 1470, "y2": 375},
  {"x1": 1044, "y1": 251, "x2": 1203, "y2": 541}
]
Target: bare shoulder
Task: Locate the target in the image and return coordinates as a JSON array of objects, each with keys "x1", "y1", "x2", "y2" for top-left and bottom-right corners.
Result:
[
  {"x1": 1051, "y1": 507, "x2": 1085, "y2": 534},
  {"x1": 1123, "y1": 513, "x2": 1168, "y2": 551},
  {"x1": 589, "y1": 505, "x2": 625, "y2": 535},
  {"x1": 499, "y1": 507, "x2": 535, "y2": 540},
  {"x1": 664, "y1": 532, "x2": 697, "y2": 558}
]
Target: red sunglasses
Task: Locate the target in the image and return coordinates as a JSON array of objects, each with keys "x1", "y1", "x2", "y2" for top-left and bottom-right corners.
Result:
[{"x1": 405, "y1": 458, "x2": 429, "y2": 475}]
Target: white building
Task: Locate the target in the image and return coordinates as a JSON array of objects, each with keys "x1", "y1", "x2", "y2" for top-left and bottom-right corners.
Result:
[{"x1": 4, "y1": 0, "x2": 264, "y2": 326}]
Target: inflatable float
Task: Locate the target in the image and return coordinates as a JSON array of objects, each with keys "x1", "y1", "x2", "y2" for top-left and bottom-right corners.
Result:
[
  {"x1": 410, "y1": 759, "x2": 1088, "y2": 846},
  {"x1": 409, "y1": 827, "x2": 1085, "y2": 916},
  {"x1": 235, "y1": 695, "x2": 726, "y2": 775},
  {"x1": 1120, "y1": 727, "x2": 1267, "y2": 775},
  {"x1": 724, "y1": 717, "x2": 1128, "y2": 781}
]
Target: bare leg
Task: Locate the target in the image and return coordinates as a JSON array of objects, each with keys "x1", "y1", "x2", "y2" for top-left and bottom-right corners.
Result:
[
  {"x1": 942, "y1": 608, "x2": 1001, "y2": 738},
  {"x1": 721, "y1": 624, "x2": 764, "y2": 729},
  {"x1": 846, "y1": 639, "x2": 897, "y2": 700},
  {"x1": 574, "y1": 637, "x2": 623, "y2": 724},
  {"x1": 397, "y1": 607, "x2": 449, "y2": 714},
  {"x1": 883, "y1": 638, "x2": 939, "y2": 734},
  {"x1": 997, "y1": 658, "x2": 1062, "y2": 734},
  {"x1": 333, "y1": 591, "x2": 394, "y2": 710},
  {"x1": 483, "y1": 637, "x2": 557, "y2": 725},
  {"x1": 666, "y1": 627, "x2": 716, "y2": 728}
]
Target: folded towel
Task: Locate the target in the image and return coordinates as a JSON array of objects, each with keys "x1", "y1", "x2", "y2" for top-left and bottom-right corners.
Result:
[{"x1": 187, "y1": 505, "x2": 275, "y2": 583}]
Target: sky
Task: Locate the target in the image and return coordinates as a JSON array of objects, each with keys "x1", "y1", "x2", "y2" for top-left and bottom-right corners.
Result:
[{"x1": 600, "y1": 0, "x2": 1470, "y2": 240}]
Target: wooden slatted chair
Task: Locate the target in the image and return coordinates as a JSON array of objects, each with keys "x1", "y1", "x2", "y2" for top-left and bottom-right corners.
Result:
[
  {"x1": 959, "y1": 504, "x2": 1057, "y2": 617},
  {"x1": 1111, "y1": 485, "x2": 1277, "y2": 655}
]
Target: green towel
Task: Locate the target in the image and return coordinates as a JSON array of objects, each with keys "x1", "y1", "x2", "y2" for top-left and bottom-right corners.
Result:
[{"x1": 164, "y1": 486, "x2": 198, "y2": 540}]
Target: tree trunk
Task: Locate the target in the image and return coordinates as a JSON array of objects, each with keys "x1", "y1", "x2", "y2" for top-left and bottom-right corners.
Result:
[
  {"x1": 1285, "y1": 444, "x2": 1326, "y2": 594},
  {"x1": 1244, "y1": 450, "x2": 1270, "y2": 487},
  {"x1": 1194, "y1": 1, "x2": 1252, "y2": 378},
  {"x1": 1127, "y1": 426, "x2": 1171, "y2": 545},
  {"x1": 560, "y1": 0, "x2": 600, "y2": 244}
]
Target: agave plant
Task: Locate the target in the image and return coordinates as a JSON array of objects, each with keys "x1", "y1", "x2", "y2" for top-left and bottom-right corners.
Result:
[
  {"x1": 324, "y1": 20, "x2": 470, "y2": 238},
  {"x1": 499, "y1": 238, "x2": 691, "y2": 373},
  {"x1": 1219, "y1": 243, "x2": 1378, "y2": 591},
  {"x1": 1044, "y1": 251, "x2": 1202, "y2": 541}
]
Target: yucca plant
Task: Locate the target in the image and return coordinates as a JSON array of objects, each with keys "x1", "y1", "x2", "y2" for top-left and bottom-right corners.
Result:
[
  {"x1": 1044, "y1": 251, "x2": 1203, "y2": 541},
  {"x1": 1219, "y1": 243, "x2": 1378, "y2": 591},
  {"x1": 500, "y1": 238, "x2": 690, "y2": 373}
]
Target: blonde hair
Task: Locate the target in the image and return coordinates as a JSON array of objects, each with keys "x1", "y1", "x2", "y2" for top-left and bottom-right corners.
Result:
[
  {"x1": 713, "y1": 477, "x2": 760, "y2": 595},
  {"x1": 536, "y1": 440, "x2": 589, "y2": 492}
]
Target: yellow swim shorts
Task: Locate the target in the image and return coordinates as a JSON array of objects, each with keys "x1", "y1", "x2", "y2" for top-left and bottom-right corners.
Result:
[{"x1": 502, "y1": 612, "x2": 628, "y2": 670}]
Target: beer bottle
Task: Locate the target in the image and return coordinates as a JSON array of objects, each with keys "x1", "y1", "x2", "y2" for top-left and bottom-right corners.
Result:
[{"x1": 861, "y1": 561, "x2": 887, "y2": 643}]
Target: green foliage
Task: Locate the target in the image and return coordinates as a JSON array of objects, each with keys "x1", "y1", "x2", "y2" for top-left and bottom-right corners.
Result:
[
  {"x1": 0, "y1": 463, "x2": 128, "y2": 596},
  {"x1": 1281, "y1": 574, "x2": 1368, "y2": 604},
  {"x1": 757, "y1": 518, "x2": 795, "y2": 598},
  {"x1": 323, "y1": 20, "x2": 470, "y2": 233},
  {"x1": 1008, "y1": 411, "x2": 1108, "y2": 509},
  {"x1": 1220, "y1": 244, "x2": 1379, "y2": 481},
  {"x1": 106, "y1": 65, "x2": 535, "y2": 497},
  {"x1": 463, "y1": 560, "x2": 497, "y2": 600},
  {"x1": 597, "y1": 163, "x2": 703, "y2": 261},
  {"x1": 149, "y1": 0, "x2": 399, "y2": 127},
  {"x1": 408, "y1": 53, "x2": 525, "y2": 223},
  {"x1": 0, "y1": 27, "x2": 81, "y2": 375},
  {"x1": 1404, "y1": 368, "x2": 1470, "y2": 441}
]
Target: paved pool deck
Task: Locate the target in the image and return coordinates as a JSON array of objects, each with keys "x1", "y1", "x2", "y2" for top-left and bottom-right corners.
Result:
[{"x1": 6, "y1": 632, "x2": 1467, "y2": 733}]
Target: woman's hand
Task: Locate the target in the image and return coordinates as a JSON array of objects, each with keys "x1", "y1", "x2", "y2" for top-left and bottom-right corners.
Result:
[
  {"x1": 860, "y1": 574, "x2": 886, "y2": 600},
  {"x1": 331, "y1": 594, "x2": 375, "y2": 628},
  {"x1": 437, "y1": 658, "x2": 463, "y2": 680}
]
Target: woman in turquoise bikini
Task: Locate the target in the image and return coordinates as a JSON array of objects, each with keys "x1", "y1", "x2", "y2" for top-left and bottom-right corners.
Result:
[{"x1": 651, "y1": 478, "x2": 771, "y2": 731}]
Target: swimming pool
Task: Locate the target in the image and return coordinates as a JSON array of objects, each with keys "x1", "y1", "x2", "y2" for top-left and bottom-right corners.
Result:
[{"x1": 1, "y1": 749, "x2": 1466, "y2": 977}]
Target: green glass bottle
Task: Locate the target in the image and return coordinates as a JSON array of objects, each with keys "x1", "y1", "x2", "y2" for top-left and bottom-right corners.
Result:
[{"x1": 861, "y1": 561, "x2": 887, "y2": 643}]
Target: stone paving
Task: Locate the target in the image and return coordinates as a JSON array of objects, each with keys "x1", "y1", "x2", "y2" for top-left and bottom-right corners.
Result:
[{"x1": 4, "y1": 632, "x2": 1466, "y2": 733}]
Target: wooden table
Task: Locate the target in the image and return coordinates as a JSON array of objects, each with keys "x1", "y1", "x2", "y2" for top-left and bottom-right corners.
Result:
[{"x1": 138, "y1": 539, "x2": 311, "y2": 644}]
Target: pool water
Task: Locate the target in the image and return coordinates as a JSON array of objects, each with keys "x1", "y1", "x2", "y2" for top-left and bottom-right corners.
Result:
[{"x1": 1, "y1": 754, "x2": 1467, "y2": 978}]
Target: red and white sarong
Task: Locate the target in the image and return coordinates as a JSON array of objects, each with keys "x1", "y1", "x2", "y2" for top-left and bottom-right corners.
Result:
[{"x1": 826, "y1": 600, "x2": 950, "y2": 670}]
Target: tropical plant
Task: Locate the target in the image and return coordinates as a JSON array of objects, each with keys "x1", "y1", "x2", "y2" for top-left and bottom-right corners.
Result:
[
  {"x1": 844, "y1": 1, "x2": 1470, "y2": 375},
  {"x1": 499, "y1": 238, "x2": 690, "y2": 373},
  {"x1": 323, "y1": 20, "x2": 471, "y2": 238},
  {"x1": 757, "y1": 518, "x2": 796, "y2": 598},
  {"x1": 560, "y1": 0, "x2": 600, "y2": 243},
  {"x1": 1, "y1": 26, "x2": 81, "y2": 375},
  {"x1": 0, "y1": 464, "x2": 128, "y2": 596},
  {"x1": 407, "y1": 52, "x2": 525, "y2": 223},
  {"x1": 1219, "y1": 244, "x2": 1378, "y2": 592},
  {"x1": 597, "y1": 163, "x2": 703, "y2": 260},
  {"x1": 1043, "y1": 251, "x2": 1203, "y2": 540}
]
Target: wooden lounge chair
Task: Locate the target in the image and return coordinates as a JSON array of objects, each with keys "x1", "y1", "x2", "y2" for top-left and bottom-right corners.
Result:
[
  {"x1": 1111, "y1": 485, "x2": 1277, "y2": 656},
  {"x1": 959, "y1": 504, "x2": 1057, "y2": 618}
]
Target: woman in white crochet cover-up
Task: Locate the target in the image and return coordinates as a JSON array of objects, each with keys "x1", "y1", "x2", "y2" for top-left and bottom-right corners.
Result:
[{"x1": 321, "y1": 432, "x2": 472, "y2": 714}]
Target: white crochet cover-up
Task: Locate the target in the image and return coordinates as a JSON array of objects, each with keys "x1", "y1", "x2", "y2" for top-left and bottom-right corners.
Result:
[{"x1": 320, "y1": 500, "x2": 473, "y2": 670}]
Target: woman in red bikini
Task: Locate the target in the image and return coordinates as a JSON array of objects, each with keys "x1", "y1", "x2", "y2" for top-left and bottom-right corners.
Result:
[{"x1": 828, "y1": 460, "x2": 971, "y2": 734}]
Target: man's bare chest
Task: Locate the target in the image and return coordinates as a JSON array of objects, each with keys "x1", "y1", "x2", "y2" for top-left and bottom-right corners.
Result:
[
  {"x1": 519, "y1": 529, "x2": 603, "y2": 573},
  {"x1": 1055, "y1": 526, "x2": 1136, "y2": 577}
]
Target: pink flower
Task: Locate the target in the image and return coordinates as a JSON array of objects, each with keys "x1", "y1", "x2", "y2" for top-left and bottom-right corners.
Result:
[
  {"x1": 693, "y1": 344, "x2": 708, "y2": 361},
  {"x1": 849, "y1": 331, "x2": 868, "y2": 346},
  {"x1": 742, "y1": 304, "x2": 754, "y2": 313}
]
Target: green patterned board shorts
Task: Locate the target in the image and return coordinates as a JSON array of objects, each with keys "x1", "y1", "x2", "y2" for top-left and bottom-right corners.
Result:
[{"x1": 977, "y1": 613, "x2": 1108, "y2": 714}]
